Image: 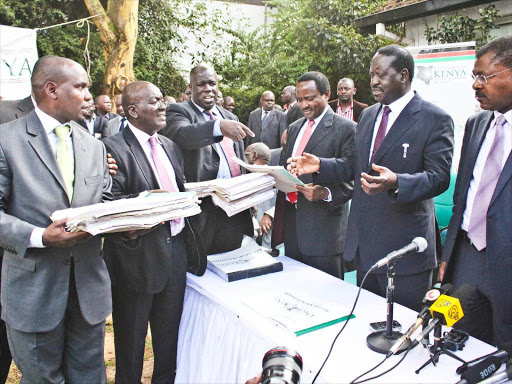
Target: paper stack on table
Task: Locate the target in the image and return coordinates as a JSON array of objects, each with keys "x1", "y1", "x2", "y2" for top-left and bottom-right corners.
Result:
[
  {"x1": 51, "y1": 191, "x2": 201, "y2": 236},
  {"x1": 185, "y1": 173, "x2": 276, "y2": 217}
]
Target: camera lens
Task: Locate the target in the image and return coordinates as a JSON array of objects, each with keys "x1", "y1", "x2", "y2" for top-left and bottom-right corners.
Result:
[{"x1": 261, "y1": 347, "x2": 303, "y2": 384}]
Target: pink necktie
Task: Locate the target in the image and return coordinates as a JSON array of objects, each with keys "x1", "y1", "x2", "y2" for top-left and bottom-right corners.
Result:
[
  {"x1": 371, "y1": 106, "x2": 391, "y2": 163},
  {"x1": 287, "y1": 119, "x2": 315, "y2": 204},
  {"x1": 206, "y1": 110, "x2": 242, "y2": 177},
  {"x1": 467, "y1": 116, "x2": 507, "y2": 250}
]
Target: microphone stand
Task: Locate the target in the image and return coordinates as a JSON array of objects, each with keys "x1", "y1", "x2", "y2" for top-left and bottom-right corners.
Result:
[
  {"x1": 415, "y1": 322, "x2": 466, "y2": 374},
  {"x1": 367, "y1": 262, "x2": 409, "y2": 354}
]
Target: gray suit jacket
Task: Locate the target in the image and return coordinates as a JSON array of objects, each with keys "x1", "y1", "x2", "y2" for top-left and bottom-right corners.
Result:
[
  {"x1": 107, "y1": 115, "x2": 126, "y2": 137},
  {"x1": 246, "y1": 108, "x2": 287, "y2": 150},
  {"x1": 0, "y1": 96, "x2": 34, "y2": 125},
  {"x1": 0, "y1": 111, "x2": 113, "y2": 332},
  {"x1": 277, "y1": 109, "x2": 355, "y2": 256}
]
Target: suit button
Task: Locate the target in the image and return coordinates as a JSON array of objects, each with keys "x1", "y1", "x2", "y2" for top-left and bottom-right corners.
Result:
[
  {"x1": 215, "y1": 163, "x2": 219, "y2": 167},
  {"x1": 166, "y1": 238, "x2": 171, "y2": 244}
]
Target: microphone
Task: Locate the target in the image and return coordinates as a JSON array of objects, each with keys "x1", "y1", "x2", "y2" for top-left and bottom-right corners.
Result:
[
  {"x1": 456, "y1": 356, "x2": 503, "y2": 384},
  {"x1": 457, "y1": 350, "x2": 509, "y2": 375},
  {"x1": 371, "y1": 237, "x2": 428, "y2": 269},
  {"x1": 476, "y1": 358, "x2": 512, "y2": 384}
]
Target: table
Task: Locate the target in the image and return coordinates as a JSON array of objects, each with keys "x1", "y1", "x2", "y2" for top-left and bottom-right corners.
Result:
[{"x1": 176, "y1": 256, "x2": 496, "y2": 383}]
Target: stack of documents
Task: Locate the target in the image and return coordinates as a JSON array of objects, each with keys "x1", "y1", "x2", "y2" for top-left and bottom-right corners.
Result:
[
  {"x1": 51, "y1": 191, "x2": 201, "y2": 235},
  {"x1": 185, "y1": 173, "x2": 276, "y2": 217}
]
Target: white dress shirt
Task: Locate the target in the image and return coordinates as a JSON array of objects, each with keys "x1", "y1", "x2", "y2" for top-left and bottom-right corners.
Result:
[
  {"x1": 128, "y1": 123, "x2": 185, "y2": 236},
  {"x1": 461, "y1": 110, "x2": 512, "y2": 231},
  {"x1": 84, "y1": 114, "x2": 97, "y2": 135}
]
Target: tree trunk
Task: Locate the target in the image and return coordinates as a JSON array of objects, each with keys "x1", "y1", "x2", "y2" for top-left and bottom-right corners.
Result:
[{"x1": 83, "y1": 0, "x2": 138, "y2": 98}]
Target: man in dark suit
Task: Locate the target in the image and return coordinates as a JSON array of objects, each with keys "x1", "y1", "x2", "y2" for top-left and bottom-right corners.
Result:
[
  {"x1": 95, "y1": 94, "x2": 117, "y2": 120},
  {"x1": 0, "y1": 95, "x2": 34, "y2": 124},
  {"x1": 246, "y1": 91, "x2": 287, "y2": 149},
  {"x1": 288, "y1": 45, "x2": 454, "y2": 310},
  {"x1": 281, "y1": 85, "x2": 303, "y2": 126},
  {"x1": 328, "y1": 78, "x2": 368, "y2": 122},
  {"x1": 0, "y1": 55, "x2": 113, "y2": 383},
  {"x1": 439, "y1": 36, "x2": 512, "y2": 353},
  {"x1": 272, "y1": 72, "x2": 355, "y2": 278},
  {"x1": 78, "y1": 103, "x2": 110, "y2": 139},
  {"x1": 164, "y1": 63, "x2": 254, "y2": 255},
  {"x1": 103, "y1": 81, "x2": 190, "y2": 383}
]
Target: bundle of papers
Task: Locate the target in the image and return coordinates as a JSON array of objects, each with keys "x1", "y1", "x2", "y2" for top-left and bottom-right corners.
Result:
[
  {"x1": 51, "y1": 191, "x2": 201, "y2": 236},
  {"x1": 185, "y1": 173, "x2": 276, "y2": 217}
]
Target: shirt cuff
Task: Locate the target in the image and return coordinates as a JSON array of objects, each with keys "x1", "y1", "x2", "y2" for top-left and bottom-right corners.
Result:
[
  {"x1": 264, "y1": 206, "x2": 275, "y2": 219},
  {"x1": 29, "y1": 227, "x2": 46, "y2": 248},
  {"x1": 213, "y1": 120, "x2": 222, "y2": 137},
  {"x1": 323, "y1": 187, "x2": 332, "y2": 202}
]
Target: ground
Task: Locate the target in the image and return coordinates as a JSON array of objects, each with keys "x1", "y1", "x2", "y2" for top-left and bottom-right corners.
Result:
[{"x1": 6, "y1": 315, "x2": 155, "y2": 384}]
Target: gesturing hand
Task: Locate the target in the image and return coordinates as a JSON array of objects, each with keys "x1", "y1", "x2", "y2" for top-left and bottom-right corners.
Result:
[
  {"x1": 42, "y1": 219, "x2": 92, "y2": 248},
  {"x1": 296, "y1": 183, "x2": 329, "y2": 201},
  {"x1": 360, "y1": 163, "x2": 398, "y2": 195},
  {"x1": 220, "y1": 120, "x2": 255, "y2": 142},
  {"x1": 286, "y1": 153, "x2": 320, "y2": 176}
]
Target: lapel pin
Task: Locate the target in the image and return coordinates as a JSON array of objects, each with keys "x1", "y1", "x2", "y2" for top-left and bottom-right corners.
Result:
[{"x1": 402, "y1": 143, "x2": 409, "y2": 158}]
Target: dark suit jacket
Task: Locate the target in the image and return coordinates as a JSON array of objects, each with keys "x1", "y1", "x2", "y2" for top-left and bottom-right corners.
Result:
[
  {"x1": 316, "y1": 93, "x2": 454, "y2": 274},
  {"x1": 285, "y1": 103, "x2": 303, "y2": 126},
  {"x1": 163, "y1": 101, "x2": 253, "y2": 236},
  {"x1": 0, "y1": 96, "x2": 34, "y2": 125},
  {"x1": 275, "y1": 109, "x2": 355, "y2": 256},
  {"x1": 78, "y1": 115, "x2": 110, "y2": 139},
  {"x1": 442, "y1": 111, "x2": 512, "y2": 318},
  {"x1": 103, "y1": 128, "x2": 191, "y2": 293},
  {"x1": 245, "y1": 108, "x2": 287, "y2": 149},
  {"x1": 328, "y1": 99, "x2": 369, "y2": 122}
]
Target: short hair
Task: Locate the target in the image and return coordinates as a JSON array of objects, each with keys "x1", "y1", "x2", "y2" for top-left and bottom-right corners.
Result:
[
  {"x1": 122, "y1": 81, "x2": 152, "y2": 118},
  {"x1": 246, "y1": 142, "x2": 271, "y2": 164},
  {"x1": 297, "y1": 71, "x2": 330, "y2": 94},
  {"x1": 31, "y1": 56, "x2": 76, "y2": 102},
  {"x1": 190, "y1": 63, "x2": 216, "y2": 84},
  {"x1": 338, "y1": 78, "x2": 355, "y2": 88},
  {"x1": 376, "y1": 45, "x2": 415, "y2": 82},
  {"x1": 477, "y1": 36, "x2": 512, "y2": 68},
  {"x1": 94, "y1": 94, "x2": 110, "y2": 104},
  {"x1": 283, "y1": 85, "x2": 296, "y2": 96}
]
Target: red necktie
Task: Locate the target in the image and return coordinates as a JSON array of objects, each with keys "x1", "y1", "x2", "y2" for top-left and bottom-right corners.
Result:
[
  {"x1": 371, "y1": 106, "x2": 391, "y2": 163},
  {"x1": 206, "y1": 110, "x2": 242, "y2": 177},
  {"x1": 287, "y1": 119, "x2": 315, "y2": 204}
]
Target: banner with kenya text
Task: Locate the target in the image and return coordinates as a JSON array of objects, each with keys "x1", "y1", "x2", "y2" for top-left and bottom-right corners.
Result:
[
  {"x1": 408, "y1": 42, "x2": 478, "y2": 173},
  {"x1": 0, "y1": 25, "x2": 38, "y2": 100}
]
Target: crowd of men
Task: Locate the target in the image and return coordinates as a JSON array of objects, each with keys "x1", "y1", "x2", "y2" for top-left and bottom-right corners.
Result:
[{"x1": 0, "y1": 36, "x2": 510, "y2": 383}]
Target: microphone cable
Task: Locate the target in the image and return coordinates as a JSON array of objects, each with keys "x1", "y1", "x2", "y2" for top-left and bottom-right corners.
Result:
[
  {"x1": 350, "y1": 349, "x2": 410, "y2": 384},
  {"x1": 311, "y1": 269, "x2": 372, "y2": 384}
]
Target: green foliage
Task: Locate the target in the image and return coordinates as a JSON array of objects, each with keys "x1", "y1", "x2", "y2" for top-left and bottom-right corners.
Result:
[{"x1": 425, "y1": 5, "x2": 501, "y2": 49}]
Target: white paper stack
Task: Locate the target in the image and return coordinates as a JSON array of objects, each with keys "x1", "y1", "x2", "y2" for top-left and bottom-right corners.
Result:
[
  {"x1": 185, "y1": 173, "x2": 276, "y2": 217},
  {"x1": 51, "y1": 191, "x2": 201, "y2": 236}
]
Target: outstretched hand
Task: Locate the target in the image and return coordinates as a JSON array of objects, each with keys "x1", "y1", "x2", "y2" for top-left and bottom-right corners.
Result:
[
  {"x1": 360, "y1": 163, "x2": 398, "y2": 195},
  {"x1": 220, "y1": 120, "x2": 255, "y2": 142},
  {"x1": 286, "y1": 152, "x2": 320, "y2": 176}
]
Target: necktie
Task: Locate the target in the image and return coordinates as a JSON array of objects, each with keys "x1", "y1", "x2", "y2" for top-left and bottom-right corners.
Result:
[
  {"x1": 119, "y1": 117, "x2": 126, "y2": 132},
  {"x1": 467, "y1": 115, "x2": 507, "y2": 250},
  {"x1": 262, "y1": 111, "x2": 269, "y2": 128},
  {"x1": 54, "y1": 125, "x2": 74, "y2": 202},
  {"x1": 206, "y1": 110, "x2": 242, "y2": 177},
  {"x1": 371, "y1": 106, "x2": 391, "y2": 162},
  {"x1": 287, "y1": 119, "x2": 315, "y2": 204}
]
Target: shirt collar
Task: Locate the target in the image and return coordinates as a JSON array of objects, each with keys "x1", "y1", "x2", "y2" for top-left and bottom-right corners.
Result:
[
  {"x1": 191, "y1": 100, "x2": 221, "y2": 117},
  {"x1": 261, "y1": 108, "x2": 271, "y2": 114},
  {"x1": 338, "y1": 100, "x2": 353, "y2": 110},
  {"x1": 127, "y1": 121, "x2": 159, "y2": 147},
  {"x1": 384, "y1": 89, "x2": 415, "y2": 115},
  {"x1": 34, "y1": 105, "x2": 73, "y2": 136}
]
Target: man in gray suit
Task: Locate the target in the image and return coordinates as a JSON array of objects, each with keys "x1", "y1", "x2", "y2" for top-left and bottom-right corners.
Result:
[
  {"x1": 107, "y1": 94, "x2": 127, "y2": 136},
  {"x1": 246, "y1": 91, "x2": 288, "y2": 149},
  {"x1": 272, "y1": 72, "x2": 355, "y2": 278},
  {"x1": 0, "y1": 56, "x2": 113, "y2": 383},
  {"x1": 0, "y1": 95, "x2": 34, "y2": 125}
]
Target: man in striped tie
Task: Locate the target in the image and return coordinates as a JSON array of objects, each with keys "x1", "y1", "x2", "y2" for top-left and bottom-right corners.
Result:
[
  {"x1": 164, "y1": 64, "x2": 255, "y2": 255},
  {"x1": 439, "y1": 36, "x2": 512, "y2": 354}
]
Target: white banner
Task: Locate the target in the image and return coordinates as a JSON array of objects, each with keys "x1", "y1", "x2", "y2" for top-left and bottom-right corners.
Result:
[
  {"x1": 408, "y1": 42, "x2": 478, "y2": 173},
  {"x1": 0, "y1": 25, "x2": 38, "y2": 100}
]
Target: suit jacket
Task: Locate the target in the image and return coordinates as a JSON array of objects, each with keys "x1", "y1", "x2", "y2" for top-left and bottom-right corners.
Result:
[
  {"x1": 328, "y1": 99, "x2": 369, "y2": 122},
  {"x1": 285, "y1": 102, "x2": 303, "y2": 126},
  {"x1": 163, "y1": 101, "x2": 253, "y2": 236},
  {"x1": 103, "y1": 128, "x2": 196, "y2": 293},
  {"x1": 245, "y1": 108, "x2": 287, "y2": 149},
  {"x1": 78, "y1": 115, "x2": 110, "y2": 139},
  {"x1": 0, "y1": 111, "x2": 113, "y2": 332},
  {"x1": 316, "y1": 93, "x2": 454, "y2": 274},
  {"x1": 0, "y1": 96, "x2": 34, "y2": 125},
  {"x1": 107, "y1": 115, "x2": 126, "y2": 136},
  {"x1": 99, "y1": 112, "x2": 118, "y2": 121},
  {"x1": 442, "y1": 111, "x2": 512, "y2": 315},
  {"x1": 274, "y1": 109, "x2": 355, "y2": 256}
]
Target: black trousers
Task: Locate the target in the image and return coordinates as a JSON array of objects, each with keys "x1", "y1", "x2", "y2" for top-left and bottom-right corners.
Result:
[
  {"x1": 449, "y1": 231, "x2": 512, "y2": 354},
  {"x1": 201, "y1": 206, "x2": 248, "y2": 255},
  {"x1": 283, "y1": 203, "x2": 344, "y2": 279}
]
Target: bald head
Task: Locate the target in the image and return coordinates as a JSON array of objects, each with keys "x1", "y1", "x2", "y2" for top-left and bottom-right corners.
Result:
[
  {"x1": 122, "y1": 81, "x2": 152, "y2": 113},
  {"x1": 260, "y1": 90, "x2": 275, "y2": 112},
  {"x1": 122, "y1": 81, "x2": 166, "y2": 135},
  {"x1": 223, "y1": 96, "x2": 235, "y2": 112},
  {"x1": 245, "y1": 142, "x2": 271, "y2": 165},
  {"x1": 190, "y1": 63, "x2": 219, "y2": 110},
  {"x1": 94, "y1": 94, "x2": 112, "y2": 116},
  {"x1": 281, "y1": 85, "x2": 296, "y2": 105}
]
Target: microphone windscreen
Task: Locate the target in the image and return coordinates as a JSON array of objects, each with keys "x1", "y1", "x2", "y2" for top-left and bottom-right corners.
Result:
[
  {"x1": 461, "y1": 356, "x2": 501, "y2": 384},
  {"x1": 413, "y1": 237, "x2": 428, "y2": 252}
]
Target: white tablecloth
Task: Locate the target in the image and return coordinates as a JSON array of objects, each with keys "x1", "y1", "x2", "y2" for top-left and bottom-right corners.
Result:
[{"x1": 176, "y1": 256, "x2": 496, "y2": 383}]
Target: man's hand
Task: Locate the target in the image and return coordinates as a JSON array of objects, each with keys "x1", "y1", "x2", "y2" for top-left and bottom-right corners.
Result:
[
  {"x1": 220, "y1": 120, "x2": 255, "y2": 142},
  {"x1": 437, "y1": 261, "x2": 447, "y2": 283},
  {"x1": 107, "y1": 153, "x2": 118, "y2": 176},
  {"x1": 296, "y1": 183, "x2": 329, "y2": 201},
  {"x1": 245, "y1": 373, "x2": 262, "y2": 384},
  {"x1": 42, "y1": 218, "x2": 92, "y2": 248},
  {"x1": 286, "y1": 152, "x2": 320, "y2": 176},
  {"x1": 259, "y1": 214, "x2": 273, "y2": 236},
  {"x1": 360, "y1": 163, "x2": 398, "y2": 195}
]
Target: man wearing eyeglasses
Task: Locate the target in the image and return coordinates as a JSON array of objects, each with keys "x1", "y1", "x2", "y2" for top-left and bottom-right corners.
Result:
[{"x1": 439, "y1": 36, "x2": 512, "y2": 355}]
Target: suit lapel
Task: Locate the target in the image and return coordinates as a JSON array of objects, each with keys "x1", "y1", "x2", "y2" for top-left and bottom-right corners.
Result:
[
  {"x1": 304, "y1": 110, "x2": 332, "y2": 153},
  {"x1": 190, "y1": 101, "x2": 220, "y2": 155},
  {"x1": 360, "y1": 106, "x2": 380, "y2": 171},
  {"x1": 286, "y1": 118, "x2": 306, "y2": 159},
  {"x1": 26, "y1": 112, "x2": 69, "y2": 195},
  {"x1": 123, "y1": 128, "x2": 160, "y2": 189}
]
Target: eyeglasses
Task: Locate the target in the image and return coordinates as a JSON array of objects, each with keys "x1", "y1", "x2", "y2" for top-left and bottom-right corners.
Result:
[
  {"x1": 471, "y1": 68, "x2": 512, "y2": 84},
  {"x1": 131, "y1": 100, "x2": 170, "y2": 109}
]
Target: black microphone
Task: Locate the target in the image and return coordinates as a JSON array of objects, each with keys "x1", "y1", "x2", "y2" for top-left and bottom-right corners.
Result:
[
  {"x1": 457, "y1": 350, "x2": 509, "y2": 375},
  {"x1": 456, "y1": 356, "x2": 502, "y2": 384},
  {"x1": 371, "y1": 237, "x2": 428, "y2": 269},
  {"x1": 477, "y1": 358, "x2": 512, "y2": 384}
]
